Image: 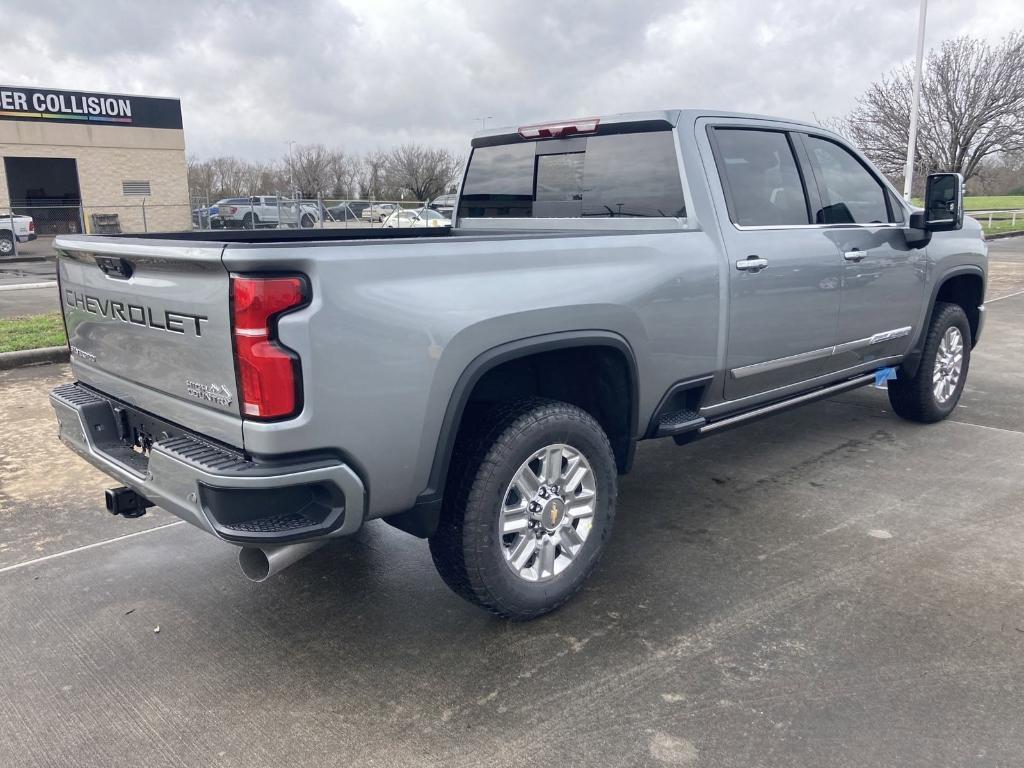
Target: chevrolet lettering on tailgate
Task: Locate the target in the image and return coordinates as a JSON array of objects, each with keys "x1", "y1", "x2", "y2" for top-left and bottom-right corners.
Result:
[{"x1": 64, "y1": 288, "x2": 208, "y2": 336}]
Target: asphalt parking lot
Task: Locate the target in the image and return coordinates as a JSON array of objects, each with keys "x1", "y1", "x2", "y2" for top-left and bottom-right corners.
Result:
[{"x1": 1, "y1": 240, "x2": 1023, "y2": 767}]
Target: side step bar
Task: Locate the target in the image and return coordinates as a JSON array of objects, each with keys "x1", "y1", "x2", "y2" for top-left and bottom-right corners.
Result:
[{"x1": 698, "y1": 372, "x2": 877, "y2": 436}]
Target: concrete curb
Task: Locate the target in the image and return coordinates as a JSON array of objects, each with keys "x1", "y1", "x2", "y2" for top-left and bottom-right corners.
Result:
[
  {"x1": 0, "y1": 255, "x2": 56, "y2": 264},
  {"x1": 987, "y1": 231, "x2": 1024, "y2": 241},
  {"x1": 0, "y1": 281, "x2": 57, "y2": 292},
  {"x1": 0, "y1": 346, "x2": 69, "y2": 370}
]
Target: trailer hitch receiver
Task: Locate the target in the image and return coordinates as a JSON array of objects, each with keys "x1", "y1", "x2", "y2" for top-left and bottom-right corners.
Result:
[{"x1": 105, "y1": 486, "x2": 153, "y2": 518}]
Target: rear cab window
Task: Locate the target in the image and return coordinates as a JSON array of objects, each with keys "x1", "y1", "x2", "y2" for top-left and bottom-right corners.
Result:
[
  {"x1": 710, "y1": 128, "x2": 810, "y2": 227},
  {"x1": 458, "y1": 127, "x2": 687, "y2": 223}
]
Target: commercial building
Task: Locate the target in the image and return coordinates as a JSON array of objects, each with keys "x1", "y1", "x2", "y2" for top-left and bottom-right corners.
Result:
[{"x1": 0, "y1": 85, "x2": 190, "y2": 234}]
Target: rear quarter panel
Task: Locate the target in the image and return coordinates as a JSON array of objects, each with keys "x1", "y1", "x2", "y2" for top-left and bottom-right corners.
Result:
[{"x1": 223, "y1": 231, "x2": 720, "y2": 517}]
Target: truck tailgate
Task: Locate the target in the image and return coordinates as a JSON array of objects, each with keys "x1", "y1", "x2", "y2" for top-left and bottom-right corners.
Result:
[{"x1": 56, "y1": 236, "x2": 244, "y2": 447}]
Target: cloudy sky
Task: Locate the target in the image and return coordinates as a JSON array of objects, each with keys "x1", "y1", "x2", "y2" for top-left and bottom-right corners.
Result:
[{"x1": 3, "y1": 0, "x2": 1023, "y2": 162}]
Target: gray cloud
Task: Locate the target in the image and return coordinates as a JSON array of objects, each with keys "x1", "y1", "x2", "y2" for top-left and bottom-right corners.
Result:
[{"x1": 2, "y1": 0, "x2": 1021, "y2": 162}]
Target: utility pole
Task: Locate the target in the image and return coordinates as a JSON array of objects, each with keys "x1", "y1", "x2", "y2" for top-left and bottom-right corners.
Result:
[
  {"x1": 286, "y1": 140, "x2": 297, "y2": 197},
  {"x1": 476, "y1": 116, "x2": 493, "y2": 131},
  {"x1": 903, "y1": 0, "x2": 928, "y2": 201}
]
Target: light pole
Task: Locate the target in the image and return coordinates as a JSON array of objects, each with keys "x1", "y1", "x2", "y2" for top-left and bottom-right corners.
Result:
[
  {"x1": 286, "y1": 140, "x2": 297, "y2": 197},
  {"x1": 903, "y1": 0, "x2": 928, "y2": 201},
  {"x1": 476, "y1": 116, "x2": 493, "y2": 131}
]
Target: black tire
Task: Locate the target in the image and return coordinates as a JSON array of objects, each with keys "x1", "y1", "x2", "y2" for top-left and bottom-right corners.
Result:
[
  {"x1": 300, "y1": 214, "x2": 314, "y2": 228},
  {"x1": 888, "y1": 301, "x2": 971, "y2": 423},
  {"x1": 429, "y1": 398, "x2": 617, "y2": 620},
  {"x1": 0, "y1": 231, "x2": 14, "y2": 257},
  {"x1": 241, "y1": 212, "x2": 258, "y2": 229}
]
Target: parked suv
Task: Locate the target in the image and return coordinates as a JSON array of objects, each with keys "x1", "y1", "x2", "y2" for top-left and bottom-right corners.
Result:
[{"x1": 49, "y1": 110, "x2": 985, "y2": 620}]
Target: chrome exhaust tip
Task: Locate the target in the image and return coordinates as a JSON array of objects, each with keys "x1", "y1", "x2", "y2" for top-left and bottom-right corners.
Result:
[{"x1": 238, "y1": 540, "x2": 327, "y2": 582}]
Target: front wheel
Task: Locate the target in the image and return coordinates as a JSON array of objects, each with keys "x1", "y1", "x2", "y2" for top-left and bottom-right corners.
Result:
[
  {"x1": 888, "y1": 301, "x2": 971, "y2": 423},
  {"x1": 429, "y1": 399, "x2": 617, "y2": 620}
]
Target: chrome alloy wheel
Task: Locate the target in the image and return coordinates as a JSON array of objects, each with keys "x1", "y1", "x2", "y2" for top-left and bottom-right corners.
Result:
[
  {"x1": 499, "y1": 443, "x2": 597, "y2": 582},
  {"x1": 933, "y1": 326, "x2": 964, "y2": 404}
]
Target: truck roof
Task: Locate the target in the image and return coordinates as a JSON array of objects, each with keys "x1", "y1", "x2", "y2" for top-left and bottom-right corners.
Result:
[{"x1": 472, "y1": 108, "x2": 829, "y2": 147}]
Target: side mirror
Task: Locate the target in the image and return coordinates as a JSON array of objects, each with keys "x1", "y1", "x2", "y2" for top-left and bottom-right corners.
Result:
[
  {"x1": 923, "y1": 172, "x2": 964, "y2": 232},
  {"x1": 250, "y1": 196, "x2": 260, "y2": 204}
]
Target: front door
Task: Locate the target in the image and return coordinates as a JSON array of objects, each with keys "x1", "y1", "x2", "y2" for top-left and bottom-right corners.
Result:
[
  {"x1": 798, "y1": 134, "x2": 926, "y2": 370},
  {"x1": 708, "y1": 126, "x2": 844, "y2": 401}
]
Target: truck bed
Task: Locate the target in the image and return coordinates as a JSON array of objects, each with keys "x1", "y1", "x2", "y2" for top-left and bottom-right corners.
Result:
[{"x1": 112, "y1": 226, "x2": 454, "y2": 244}]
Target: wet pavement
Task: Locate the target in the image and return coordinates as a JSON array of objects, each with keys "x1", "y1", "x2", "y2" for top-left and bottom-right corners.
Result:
[{"x1": 0, "y1": 255, "x2": 1022, "y2": 766}]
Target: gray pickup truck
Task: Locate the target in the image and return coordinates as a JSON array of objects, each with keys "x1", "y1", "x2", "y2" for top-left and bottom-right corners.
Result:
[{"x1": 50, "y1": 110, "x2": 986, "y2": 619}]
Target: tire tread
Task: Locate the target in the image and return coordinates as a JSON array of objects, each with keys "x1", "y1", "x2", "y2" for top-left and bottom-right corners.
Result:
[
  {"x1": 888, "y1": 301, "x2": 970, "y2": 423},
  {"x1": 429, "y1": 398, "x2": 616, "y2": 620}
]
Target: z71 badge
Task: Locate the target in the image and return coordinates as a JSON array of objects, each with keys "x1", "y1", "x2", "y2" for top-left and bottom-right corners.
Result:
[{"x1": 185, "y1": 380, "x2": 233, "y2": 407}]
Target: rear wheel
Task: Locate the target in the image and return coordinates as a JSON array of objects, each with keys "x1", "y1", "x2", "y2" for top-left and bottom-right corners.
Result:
[
  {"x1": 888, "y1": 302, "x2": 971, "y2": 423},
  {"x1": 429, "y1": 398, "x2": 617, "y2": 620},
  {"x1": 0, "y1": 231, "x2": 14, "y2": 256}
]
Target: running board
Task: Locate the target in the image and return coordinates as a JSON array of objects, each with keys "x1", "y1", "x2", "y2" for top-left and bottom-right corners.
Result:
[{"x1": 698, "y1": 373, "x2": 877, "y2": 436}]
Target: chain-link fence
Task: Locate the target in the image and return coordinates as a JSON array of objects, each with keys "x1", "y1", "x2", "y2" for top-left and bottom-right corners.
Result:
[
  {"x1": 1, "y1": 194, "x2": 453, "y2": 260},
  {"x1": 3, "y1": 203, "x2": 194, "y2": 236},
  {"x1": 192, "y1": 195, "x2": 445, "y2": 231}
]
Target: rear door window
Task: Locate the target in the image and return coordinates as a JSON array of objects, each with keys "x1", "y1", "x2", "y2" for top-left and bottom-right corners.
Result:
[
  {"x1": 459, "y1": 130, "x2": 685, "y2": 219},
  {"x1": 804, "y1": 136, "x2": 890, "y2": 224},
  {"x1": 711, "y1": 128, "x2": 810, "y2": 227}
]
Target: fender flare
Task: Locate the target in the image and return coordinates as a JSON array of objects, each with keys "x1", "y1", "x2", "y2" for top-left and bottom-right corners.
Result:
[
  {"x1": 386, "y1": 331, "x2": 639, "y2": 538},
  {"x1": 901, "y1": 265, "x2": 985, "y2": 378}
]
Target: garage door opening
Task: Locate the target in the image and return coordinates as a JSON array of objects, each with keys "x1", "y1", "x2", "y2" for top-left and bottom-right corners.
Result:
[{"x1": 4, "y1": 156, "x2": 83, "y2": 234}]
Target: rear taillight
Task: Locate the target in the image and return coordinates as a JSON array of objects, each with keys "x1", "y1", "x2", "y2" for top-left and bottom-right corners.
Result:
[
  {"x1": 28, "y1": 220, "x2": 35, "y2": 232},
  {"x1": 230, "y1": 274, "x2": 307, "y2": 419}
]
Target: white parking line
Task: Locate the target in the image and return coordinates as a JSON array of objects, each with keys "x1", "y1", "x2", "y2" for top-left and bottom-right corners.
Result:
[
  {"x1": 0, "y1": 281, "x2": 57, "y2": 291},
  {"x1": 988, "y1": 288, "x2": 1024, "y2": 303},
  {"x1": 0, "y1": 520, "x2": 186, "y2": 576}
]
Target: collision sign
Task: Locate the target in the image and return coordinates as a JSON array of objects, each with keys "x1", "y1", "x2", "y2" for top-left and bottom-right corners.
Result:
[{"x1": 0, "y1": 85, "x2": 182, "y2": 129}]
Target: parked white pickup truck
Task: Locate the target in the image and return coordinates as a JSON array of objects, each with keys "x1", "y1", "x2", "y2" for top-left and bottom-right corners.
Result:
[
  {"x1": 0, "y1": 214, "x2": 36, "y2": 256},
  {"x1": 218, "y1": 196, "x2": 320, "y2": 229}
]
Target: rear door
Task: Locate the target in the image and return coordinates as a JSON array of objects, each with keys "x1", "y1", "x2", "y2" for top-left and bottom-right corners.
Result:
[
  {"x1": 706, "y1": 124, "x2": 844, "y2": 401},
  {"x1": 57, "y1": 236, "x2": 244, "y2": 446},
  {"x1": 798, "y1": 133, "x2": 925, "y2": 370}
]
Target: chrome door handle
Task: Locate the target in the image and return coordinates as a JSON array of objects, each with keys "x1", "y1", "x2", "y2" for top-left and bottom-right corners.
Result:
[
  {"x1": 843, "y1": 250, "x2": 866, "y2": 262},
  {"x1": 735, "y1": 256, "x2": 769, "y2": 272}
]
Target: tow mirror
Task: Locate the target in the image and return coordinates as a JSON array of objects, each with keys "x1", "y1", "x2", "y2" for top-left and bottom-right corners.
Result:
[
  {"x1": 923, "y1": 172, "x2": 964, "y2": 232},
  {"x1": 907, "y1": 172, "x2": 964, "y2": 246}
]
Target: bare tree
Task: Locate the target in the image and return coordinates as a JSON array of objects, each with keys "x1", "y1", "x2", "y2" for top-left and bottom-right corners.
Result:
[
  {"x1": 187, "y1": 155, "x2": 216, "y2": 201},
  {"x1": 327, "y1": 150, "x2": 360, "y2": 199},
  {"x1": 188, "y1": 144, "x2": 466, "y2": 204},
  {"x1": 972, "y1": 151, "x2": 1024, "y2": 195},
  {"x1": 841, "y1": 32, "x2": 1024, "y2": 187},
  {"x1": 285, "y1": 143, "x2": 334, "y2": 198},
  {"x1": 384, "y1": 144, "x2": 463, "y2": 202},
  {"x1": 356, "y1": 151, "x2": 393, "y2": 200}
]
